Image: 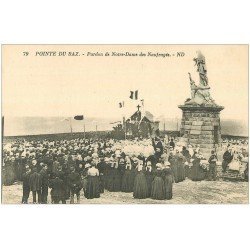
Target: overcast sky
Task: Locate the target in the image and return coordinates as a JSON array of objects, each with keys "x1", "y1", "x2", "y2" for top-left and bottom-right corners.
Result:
[{"x1": 2, "y1": 45, "x2": 248, "y2": 123}]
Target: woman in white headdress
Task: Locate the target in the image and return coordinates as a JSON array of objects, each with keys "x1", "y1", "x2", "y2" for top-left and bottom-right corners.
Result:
[
  {"x1": 112, "y1": 157, "x2": 122, "y2": 192},
  {"x1": 133, "y1": 160, "x2": 148, "y2": 199},
  {"x1": 105, "y1": 157, "x2": 114, "y2": 191},
  {"x1": 162, "y1": 162, "x2": 173, "y2": 200},
  {"x1": 151, "y1": 163, "x2": 166, "y2": 200},
  {"x1": 145, "y1": 160, "x2": 154, "y2": 198},
  {"x1": 121, "y1": 157, "x2": 134, "y2": 192}
]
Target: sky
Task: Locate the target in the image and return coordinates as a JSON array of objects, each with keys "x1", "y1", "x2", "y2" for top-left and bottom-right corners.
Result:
[{"x1": 2, "y1": 45, "x2": 248, "y2": 136}]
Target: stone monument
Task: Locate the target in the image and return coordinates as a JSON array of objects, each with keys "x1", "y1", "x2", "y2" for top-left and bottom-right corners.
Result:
[{"x1": 178, "y1": 51, "x2": 224, "y2": 155}]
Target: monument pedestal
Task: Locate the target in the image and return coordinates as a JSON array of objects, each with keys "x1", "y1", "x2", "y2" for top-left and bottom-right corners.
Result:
[{"x1": 178, "y1": 104, "x2": 224, "y2": 156}]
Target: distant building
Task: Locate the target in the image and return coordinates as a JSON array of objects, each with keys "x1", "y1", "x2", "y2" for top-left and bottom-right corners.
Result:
[{"x1": 126, "y1": 106, "x2": 159, "y2": 138}]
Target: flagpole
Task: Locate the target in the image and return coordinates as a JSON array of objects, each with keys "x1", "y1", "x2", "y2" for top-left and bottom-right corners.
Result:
[
  {"x1": 69, "y1": 117, "x2": 73, "y2": 134},
  {"x1": 141, "y1": 99, "x2": 145, "y2": 117},
  {"x1": 123, "y1": 116, "x2": 127, "y2": 140},
  {"x1": 84, "y1": 122, "x2": 86, "y2": 140}
]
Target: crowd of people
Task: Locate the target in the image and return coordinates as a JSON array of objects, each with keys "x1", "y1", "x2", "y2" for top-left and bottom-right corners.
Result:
[
  {"x1": 2, "y1": 135, "x2": 248, "y2": 204},
  {"x1": 221, "y1": 142, "x2": 248, "y2": 179}
]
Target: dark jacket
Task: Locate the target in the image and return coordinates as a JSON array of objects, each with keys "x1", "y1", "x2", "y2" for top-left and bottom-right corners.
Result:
[
  {"x1": 68, "y1": 171, "x2": 82, "y2": 190},
  {"x1": 49, "y1": 177, "x2": 64, "y2": 199},
  {"x1": 29, "y1": 171, "x2": 42, "y2": 191},
  {"x1": 223, "y1": 151, "x2": 233, "y2": 163},
  {"x1": 40, "y1": 168, "x2": 49, "y2": 187},
  {"x1": 170, "y1": 141, "x2": 175, "y2": 149},
  {"x1": 22, "y1": 171, "x2": 31, "y2": 189},
  {"x1": 182, "y1": 149, "x2": 191, "y2": 162}
]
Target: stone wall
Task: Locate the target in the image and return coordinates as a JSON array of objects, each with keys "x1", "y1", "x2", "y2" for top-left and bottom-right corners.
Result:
[{"x1": 178, "y1": 105, "x2": 224, "y2": 156}]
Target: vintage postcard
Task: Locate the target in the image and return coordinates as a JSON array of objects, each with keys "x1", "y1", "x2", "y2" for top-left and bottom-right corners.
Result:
[{"x1": 1, "y1": 44, "x2": 248, "y2": 204}]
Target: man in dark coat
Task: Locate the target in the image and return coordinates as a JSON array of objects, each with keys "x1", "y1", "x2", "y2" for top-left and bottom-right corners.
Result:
[
  {"x1": 152, "y1": 137, "x2": 164, "y2": 162},
  {"x1": 68, "y1": 166, "x2": 82, "y2": 204},
  {"x1": 169, "y1": 139, "x2": 175, "y2": 150},
  {"x1": 19, "y1": 155, "x2": 27, "y2": 181},
  {"x1": 22, "y1": 165, "x2": 31, "y2": 204},
  {"x1": 49, "y1": 175, "x2": 66, "y2": 204},
  {"x1": 40, "y1": 164, "x2": 49, "y2": 204},
  {"x1": 75, "y1": 163, "x2": 84, "y2": 176},
  {"x1": 29, "y1": 167, "x2": 42, "y2": 204},
  {"x1": 222, "y1": 148, "x2": 233, "y2": 172},
  {"x1": 13, "y1": 156, "x2": 20, "y2": 181},
  {"x1": 53, "y1": 164, "x2": 67, "y2": 202},
  {"x1": 52, "y1": 158, "x2": 60, "y2": 176},
  {"x1": 62, "y1": 159, "x2": 71, "y2": 200},
  {"x1": 97, "y1": 158, "x2": 106, "y2": 193}
]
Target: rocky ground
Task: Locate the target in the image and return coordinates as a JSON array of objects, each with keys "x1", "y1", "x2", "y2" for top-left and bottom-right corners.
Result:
[{"x1": 1, "y1": 179, "x2": 248, "y2": 204}]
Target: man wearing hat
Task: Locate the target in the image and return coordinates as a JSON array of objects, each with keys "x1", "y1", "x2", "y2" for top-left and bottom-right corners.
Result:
[
  {"x1": 39, "y1": 164, "x2": 49, "y2": 204},
  {"x1": 152, "y1": 136, "x2": 164, "y2": 161},
  {"x1": 169, "y1": 138, "x2": 175, "y2": 150},
  {"x1": 29, "y1": 167, "x2": 42, "y2": 204},
  {"x1": 22, "y1": 165, "x2": 31, "y2": 204},
  {"x1": 162, "y1": 162, "x2": 174, "y2": 200},
  {"x1": 68, "y1": 166, "x2": 82, "y2": 204},
  {"x1": 222, "y1": 147, "x2": 233, "y2": 172},
  {"x1": 97, "y1": 157, "x2": 106, "y2": 193},
  {"x1": 49, "y1": 173, "x2": 66, "y2": 204}
]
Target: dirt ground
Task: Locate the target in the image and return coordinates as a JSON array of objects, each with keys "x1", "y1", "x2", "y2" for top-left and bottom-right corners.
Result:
[{"x1": 1, "y1": 179, "x2": 248, "y2": 205}]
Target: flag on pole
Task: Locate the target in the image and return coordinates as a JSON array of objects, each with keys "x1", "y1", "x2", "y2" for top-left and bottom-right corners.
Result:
[
  {"x1": 119, "y1": 101, "x2": 125, "y2": 108},
  {"x1": 129, "y1": 90, "x2": 138, "y2": 100},
  {"x1": 74, "y1": 115, "x2": 84, "y2": 120}
]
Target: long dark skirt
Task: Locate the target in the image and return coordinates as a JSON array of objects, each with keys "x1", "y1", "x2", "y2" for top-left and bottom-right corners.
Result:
[
  {"x1": 99, "y1": 175, "x2": 105, "y2": 193},
  {"x1": 184, "y1": 165, "x2": 190, "y2": 179},
  {"x1": 105, "y1": 168, "x2": 114, "y2": 191},
  {"x1": 222, "y1": 160, "x2": 229, "y2": 172},
  {"x1": 130, "y1": 169, "x2": 136, "y2": 190},
  {"x1": 2, "y1": 165, "x2": 15, "y2": 185},
  {"x1": 164, "y1": 175, "x2": 173, "y2": 200},
  {"x1": 113, "y1": 169, "x2": 122, "y2": 192},
  {"x1": 151, "y1": 176, "x2": 165, "y2": 200},
  {"x1": 85, "y1": 176, "x2": 100, "y2": 199},
  {"x1": 145, "y1": 172, "x2": 154, "y2": 197},
  {"x1": 178, "y1": 164, "x2": 185, "y2": 182},
  {"x1": 133, "y1": 172, "x2": 148, "y2": 199},
  {"x1": 121, "y1": 169, "x2": 134, "y2": 192},
  {"x1": 171, "y1": 164, "x2": 179, "y2": 183},
  {"x1": 104, "y1": 174, "x2": 110, "y2": 190},
  {"x1": 16, "y1": 164, "x2": 24, "y2": 181},
  {"x1": 107, "y1": 169, "x2": 121, "y2": 192},
  {"x1": 191, "y1": 164, "x2": 204, "y2": 181}
]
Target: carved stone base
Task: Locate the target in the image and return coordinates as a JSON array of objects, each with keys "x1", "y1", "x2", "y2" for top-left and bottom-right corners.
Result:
[{"x1": 178, "y1": 104, "x2": 224, "y2": 156}]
